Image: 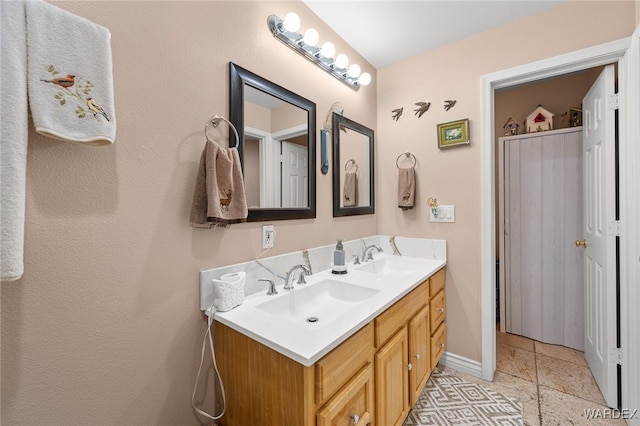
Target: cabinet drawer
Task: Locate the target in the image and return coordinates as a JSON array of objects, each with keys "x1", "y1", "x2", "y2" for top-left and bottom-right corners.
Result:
[
  {"x1": 429, "y1": 289, "x2": 446, "y2": 331},
  {"x1": 317, "y1": 363, "x2": 374, "y2": 426},
  {"x1": 316, "y1": 322, "x2": 373, "y2": 405},
  {"x1": 375, "y1": 280, "x2": 429, "y2": 348},
  {"x1": 429, "y1": 267, "x2": 446, "y2": 297},
  {"x1": 430, "y1": 323, "x2": 446, "y2": 369}
]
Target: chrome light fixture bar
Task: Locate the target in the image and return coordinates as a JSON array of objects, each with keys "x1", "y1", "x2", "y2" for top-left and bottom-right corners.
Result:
[{"x1": 268, "y1": 13, "x2": 372, "y2": 90}]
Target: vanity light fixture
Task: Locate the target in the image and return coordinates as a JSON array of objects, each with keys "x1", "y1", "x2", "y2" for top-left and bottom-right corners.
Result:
[{"x1": 268, "y1": 13, "x2": 371, "y2": 90}]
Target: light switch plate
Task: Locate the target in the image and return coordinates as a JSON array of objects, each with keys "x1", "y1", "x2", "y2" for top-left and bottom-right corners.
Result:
[{"x1": 430, "y1": 205, "x2": 455, "y2": 223}]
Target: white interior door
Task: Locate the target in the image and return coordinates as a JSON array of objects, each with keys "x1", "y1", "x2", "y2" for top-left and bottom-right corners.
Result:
[
  {"x1": 501, "y1": 129, "x2": 583, "y2": 351},
  {"x1": 281, "y1": 141, "x2": 308, "y2": 208},
  {"x1": 582, "y1": 64, "x2": 618, "y2": 408}
]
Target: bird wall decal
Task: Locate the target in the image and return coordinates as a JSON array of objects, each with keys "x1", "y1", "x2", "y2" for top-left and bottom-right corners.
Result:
[
  {"x1": 413, "y1": 102, "x2": 431, "y2": 118},
  {"x1": 444, "y1": 100, "x2": 457, "y2": 111},
  {"x1": 392, "y1": 107, "x2": 403, "y2": 121}
]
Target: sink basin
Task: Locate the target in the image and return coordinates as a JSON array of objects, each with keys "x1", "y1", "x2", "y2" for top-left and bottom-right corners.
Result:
[
  {"x1": 255, "y1": 279, "x2": 379, "y2": 326},
  {"x1": 355, "y1": 256, "x2": 427, "y2": 275}
]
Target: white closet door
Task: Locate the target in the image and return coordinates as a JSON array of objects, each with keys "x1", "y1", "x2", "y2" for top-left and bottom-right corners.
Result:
[{"x1": 503, "y1": 129, "x2": 583, "y2": 350}]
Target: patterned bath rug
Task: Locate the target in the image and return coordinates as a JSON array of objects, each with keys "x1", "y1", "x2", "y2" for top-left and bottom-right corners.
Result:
[{"x1": 404, "y1": 368, "x2": 523, "y2": 425}]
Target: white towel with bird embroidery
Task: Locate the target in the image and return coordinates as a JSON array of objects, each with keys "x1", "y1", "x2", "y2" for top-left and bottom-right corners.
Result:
[
  {"x1": 26, "y1": 0, "x2": 115, "y2": 145},
  {"x1": 1, "y1": 0, "x2": 29, "y2": 281}
]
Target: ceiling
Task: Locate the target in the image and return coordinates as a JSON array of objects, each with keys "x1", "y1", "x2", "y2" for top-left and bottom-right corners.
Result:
[{"x1": 303, "y1": 1, "x2": 568, "y2": 69}]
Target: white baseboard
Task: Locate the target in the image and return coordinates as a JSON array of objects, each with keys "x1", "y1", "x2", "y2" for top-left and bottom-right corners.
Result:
[{"x1": 439, "y1": 351, "x2": 484, "y2": 379}]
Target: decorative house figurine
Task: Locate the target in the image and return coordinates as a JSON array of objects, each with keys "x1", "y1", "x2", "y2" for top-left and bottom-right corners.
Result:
[
  {"x1": 502, "y1": 116, "x2": 520, "y2": 136},
  {"x1": 525, "y1": 104, "x2": 554, "y2": 133}
]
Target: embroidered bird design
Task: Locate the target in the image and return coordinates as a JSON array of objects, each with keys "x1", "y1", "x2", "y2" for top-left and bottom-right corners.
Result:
[
  {"x1": 391, "y1": 107, "x2": 403, "y2": 121},
  {"x1": 86, "y1": 98, "x2": 110, "y2": 121},
  {"x1": 414, "y1": 102, "x2": 431, "y2": 118},
  {"x1": 41, "y1": 74, "x2": 75, "y2": 88},
  {"x1": 444, "y1": 100, "x2": 457, "y2": 111}
]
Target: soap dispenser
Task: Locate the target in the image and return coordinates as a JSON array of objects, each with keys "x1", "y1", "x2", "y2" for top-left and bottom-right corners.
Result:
[{"x1": 332, "y1": 239, "x2": 347, "y2": 274}]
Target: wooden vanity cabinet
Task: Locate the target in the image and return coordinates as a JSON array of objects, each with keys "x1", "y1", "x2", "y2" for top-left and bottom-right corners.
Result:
[
  {"x1": 374, "y1": 275, "x2": 433, "y2": 425},
  {"x1": 214, "y1": 266, "x2": 446, "y2": 426},
  {"x1": 429, "y1": 268, "x2": 447, "y2": 372}
]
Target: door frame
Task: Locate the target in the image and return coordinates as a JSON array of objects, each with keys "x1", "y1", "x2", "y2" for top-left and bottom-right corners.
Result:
[{"x1": 480, "y1": 36, "x2": 639, "y2": 413}]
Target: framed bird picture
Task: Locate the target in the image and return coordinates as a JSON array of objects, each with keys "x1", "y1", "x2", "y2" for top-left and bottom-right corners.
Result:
[{"x1": 437, "y1": 118, "x2": 470, "y2": 149}]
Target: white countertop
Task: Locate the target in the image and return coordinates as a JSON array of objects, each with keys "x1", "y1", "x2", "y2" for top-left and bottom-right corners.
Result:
[{"x1": 213, "y1": 254, "x2": 446, "y2": 367}]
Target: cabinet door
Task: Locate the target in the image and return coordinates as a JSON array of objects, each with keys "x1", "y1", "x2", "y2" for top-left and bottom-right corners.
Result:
[
  {"x1": 317, "y1": 363, "x2": 374, "y2": 426},
  {"x1": 430, "y1": 289, "x2": 446, "y2": 331},
  {"x1": 408, "y1": 305, "x2": 430, "y2": 406},
  {"x1": 375, "y1": 326, "x2": 409, "y2": 426},
  {"x1": 431, "y1": 323, "x2": 447, "y2": 370}
]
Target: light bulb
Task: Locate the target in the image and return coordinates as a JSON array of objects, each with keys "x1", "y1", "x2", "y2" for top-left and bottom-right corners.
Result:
[
  {"x1": 282, "y1": 12, "x2": 300, "y2": 32},
  {"x1": 347, "y1": 64, "x2": 361, "y2": 78},
  {"x1": 303, "y1": 28, "x2": 319, "y2": 47},
  {"x1": 358, "y1": 72, "x2": 372, "y2": 86},
  {"x1": 334, "y1": 53, "x2": 349, "y2": 69},
  {"x1": 320, "y1": 41, "x2": 335, "y2": 58}
]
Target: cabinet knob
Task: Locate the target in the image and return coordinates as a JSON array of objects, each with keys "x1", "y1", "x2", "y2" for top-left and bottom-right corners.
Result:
[
  {"x1": 440, "y1": 343, "x2": 445, "y2": 348},
  {"x1": 351, "y1": 413, "x2": 360, "y2": 424},
  {"x1": 438, "y1": 307, "x2": 445, "y2": 313},
  {"x1": 407, "y1": 362, "x2": 412, "y2": 371},
  {"x1": 414, "y1": 353, "x2": 420, "y2": 360}
]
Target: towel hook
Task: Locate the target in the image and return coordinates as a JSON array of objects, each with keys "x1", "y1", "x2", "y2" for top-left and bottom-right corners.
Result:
[
  {"x1": 396, "y1": 152, "x2": 417, "y2": 169},
  {"x1": 205, "y1": 115, "x2": 240, "y2": 148},
  {"x1": 344, "y1": 158, "x2": 358, "y2": 173}
]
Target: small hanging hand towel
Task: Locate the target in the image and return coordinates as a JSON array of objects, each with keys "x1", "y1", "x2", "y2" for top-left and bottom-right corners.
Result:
[
  {"x1": 190, "y1": 142, "x2": 248, "y2": 228},
  {"x1": 26, "y1": 0, "x2": 116, "y2": 145},
  {"x1": 343, "y1": 171, "x2": 358, "y2": 207},
  {"x1": 398, "y1": 167, "x2": 415, "y2": 210}
]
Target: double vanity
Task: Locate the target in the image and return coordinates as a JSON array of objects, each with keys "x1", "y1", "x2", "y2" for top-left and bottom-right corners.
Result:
[{"x1": 209, "y1": 248, "x2": 446, "y2": 425}]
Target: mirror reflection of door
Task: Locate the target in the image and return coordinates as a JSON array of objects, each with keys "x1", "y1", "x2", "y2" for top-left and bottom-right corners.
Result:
[
  {"x1": 244, "y1": 85, "x2": 309, "y2": 209},
  {"x1": 340, "y1": 130, "x2": 371, "y2": 208},
  {"x1": 281, "y1": 139, "x2": 308, "y2": 208}
]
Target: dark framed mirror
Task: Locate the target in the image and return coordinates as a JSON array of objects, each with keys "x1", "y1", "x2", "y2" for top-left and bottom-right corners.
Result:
[
  {"x1": 229, "y1": 62, "x2": 316, "y2": 221},
  {"x1": 332, "y1": 113, "x2": 374, "y2": 217}
]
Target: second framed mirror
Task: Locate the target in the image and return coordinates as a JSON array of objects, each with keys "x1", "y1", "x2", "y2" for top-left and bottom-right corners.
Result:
[{"x1": 332, "y1": 113, "x2": 374, "y2": 217}]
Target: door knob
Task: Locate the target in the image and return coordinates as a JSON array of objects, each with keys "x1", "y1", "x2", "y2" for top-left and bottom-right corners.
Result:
[{"x1": 575, "y1": 239, "x2": 588, "y2": 247}]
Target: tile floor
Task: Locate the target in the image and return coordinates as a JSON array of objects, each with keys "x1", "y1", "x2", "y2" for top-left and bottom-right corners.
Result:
[{"x1": 443, "y1": 330, "x2": 624, "y2": 426}]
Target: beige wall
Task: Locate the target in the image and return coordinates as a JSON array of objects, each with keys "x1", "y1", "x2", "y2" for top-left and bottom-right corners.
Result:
[
  {"x1": 2, "y1": 1, "x2": 638, "y2": 424},
  {"x1": 376, "y1": 1, "x2": 635, "y2": 363},
  {"x1": 1, "y1": 1, "x2": 376, "y2": 424}
]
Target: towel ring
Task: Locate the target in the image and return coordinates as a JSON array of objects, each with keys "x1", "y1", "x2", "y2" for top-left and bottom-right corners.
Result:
[
  {"x1": 345, "y1": 158, "x2": 358, "y2": 173},
  {"x1": 205, "y1": 115, "x2": 240, "y2": 148},
  {"x1": 396, "y1": 152, "x2": 417, "y2": 169}
]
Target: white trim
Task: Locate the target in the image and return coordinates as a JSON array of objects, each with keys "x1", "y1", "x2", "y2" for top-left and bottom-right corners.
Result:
[
  {"x1": 271, "y1": 123, "x2": 307, "y2": 140},
  {"x1": 245, "y1": 126, "x2": 278, "y2": 208},
  {"x1": 619, "y1": 25, "x2": 640, "y2": 423},
  {"x1": 480, "y1": 38, "x2": 631, "y2": 384},
  {"x1": 439, "y1": 351, "x2": 483, "y2": 378}
]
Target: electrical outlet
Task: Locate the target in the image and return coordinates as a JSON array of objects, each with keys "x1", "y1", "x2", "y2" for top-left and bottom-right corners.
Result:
[{"x1": 262, "y1": 225, "x2": 275, "y2": 249}]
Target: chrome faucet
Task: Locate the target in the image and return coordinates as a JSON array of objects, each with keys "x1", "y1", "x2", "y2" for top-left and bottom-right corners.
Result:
[
  {"x1": 284, "y1": 264, "x2": 311, "y2": 290},
  {"x1": 259, "y1": 279, "x2": 278, "y2": 296},
  {"x1": 363, "y1": 244, "x2": 383, "y2": 261}
]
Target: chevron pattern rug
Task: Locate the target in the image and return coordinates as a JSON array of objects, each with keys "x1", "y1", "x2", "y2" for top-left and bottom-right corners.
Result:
[{"x1": 404, "y1": 369, "x2": 523, "y2": 425}]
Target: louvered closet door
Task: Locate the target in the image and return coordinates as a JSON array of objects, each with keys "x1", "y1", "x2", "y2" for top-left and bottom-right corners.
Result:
[{"x1": 504, "y1": 129, "x2": 584, "y2": 350}]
